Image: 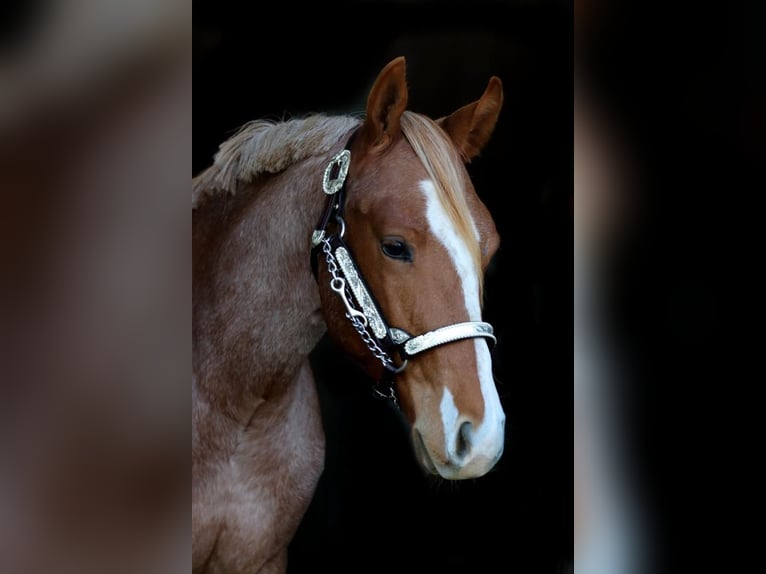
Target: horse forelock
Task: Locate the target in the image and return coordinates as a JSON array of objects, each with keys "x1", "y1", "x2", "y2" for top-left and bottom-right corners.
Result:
[
  {"x1": 399, "y1": 111, "x2": 485, "y2": 301},
  {"x1": 192, "y1": 114, "x2": 361, "y2": 209}
]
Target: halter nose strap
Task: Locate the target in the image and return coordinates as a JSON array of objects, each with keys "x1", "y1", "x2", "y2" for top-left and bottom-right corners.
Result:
[{"x1": 390, "y1": 322, "x2": 496, "y2": 359}]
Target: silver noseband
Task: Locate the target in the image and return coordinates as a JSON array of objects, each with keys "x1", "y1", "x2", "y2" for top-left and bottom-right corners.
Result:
[{"x1": 393, "y1": 322, "x2": 496, "y2": 358}]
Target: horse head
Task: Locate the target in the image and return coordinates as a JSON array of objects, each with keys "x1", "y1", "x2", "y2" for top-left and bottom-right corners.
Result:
[{"x1": 315, "y1": 57, "x2": 505, "y2": 480}]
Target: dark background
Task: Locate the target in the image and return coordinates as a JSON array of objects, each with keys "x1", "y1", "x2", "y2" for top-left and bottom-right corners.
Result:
[
  {"x1": 576, "y1": 1, "x2": 766, "y2": 573},
  {"x1": 194, "y1": 2, "x2": 572, "y2": 572}
]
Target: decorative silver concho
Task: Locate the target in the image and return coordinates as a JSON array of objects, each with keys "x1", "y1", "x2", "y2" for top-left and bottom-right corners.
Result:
[{"x1": 322, "y1": 149, "x2": 351, "y2": 195}]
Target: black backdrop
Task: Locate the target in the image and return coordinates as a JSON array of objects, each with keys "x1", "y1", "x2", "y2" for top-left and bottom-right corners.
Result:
[
  {"x1": 194, "y1": 2, "x2": 573, "y2": 572},
  {"x1": 574, "y1": 2, "x2": 766, "y2": 573}
]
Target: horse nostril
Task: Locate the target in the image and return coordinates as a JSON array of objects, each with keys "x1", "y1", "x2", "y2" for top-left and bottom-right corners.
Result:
[{"x1": 456, "y1": 421, "x2": 473, "y2": 459}]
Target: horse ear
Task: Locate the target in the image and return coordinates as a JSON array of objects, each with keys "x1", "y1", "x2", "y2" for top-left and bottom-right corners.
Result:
[
  {"x1": 438, "y1": 76, "x2": 504, "y2": 162},
  {"x1": 360, "y1": 56, "x2": 408, "y2": 150}
]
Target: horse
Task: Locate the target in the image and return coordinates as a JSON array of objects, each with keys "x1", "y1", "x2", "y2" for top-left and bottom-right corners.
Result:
[{"x1": 192, "y1": 56, "x2": 506, "y2": 574}]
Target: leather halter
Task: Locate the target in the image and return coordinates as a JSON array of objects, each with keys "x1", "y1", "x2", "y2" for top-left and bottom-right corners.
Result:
[{"x1": 310, "y1": 132, "x2": 496, "y2": 403}]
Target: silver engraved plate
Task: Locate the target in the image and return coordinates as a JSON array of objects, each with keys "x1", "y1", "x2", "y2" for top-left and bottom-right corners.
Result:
[
  {"x1": 322, "y1": 149, "x2": 351, "y2": 195},
  {"x1": 403, "y1": 321, "x2": 495, "y2": 357},
  {"x1": 334, "y1": 246, "x2": 387, "y2": 339}
]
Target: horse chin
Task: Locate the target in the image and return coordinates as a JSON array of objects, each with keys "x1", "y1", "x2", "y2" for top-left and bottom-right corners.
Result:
[
  {"x1": 411, "y1": 427, "x2": 503, "y2": 480},
  {"x1": 412, "y1": 428, "x2": 440, "y2": 476}
]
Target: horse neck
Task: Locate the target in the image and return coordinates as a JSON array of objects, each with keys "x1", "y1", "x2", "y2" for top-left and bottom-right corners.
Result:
[{"x1": 193, "y1": 153, "x2": 334, "y2": 416}]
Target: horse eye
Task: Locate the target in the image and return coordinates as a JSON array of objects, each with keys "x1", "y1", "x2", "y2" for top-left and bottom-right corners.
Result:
[{"x1": 381, "y1": 238, "x2": 412, "y2": 261}]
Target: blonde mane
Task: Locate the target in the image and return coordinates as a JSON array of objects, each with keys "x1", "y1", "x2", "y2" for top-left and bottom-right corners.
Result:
[
  {"x1": 192, "y1": 114, "x2": 361, "y2": 208},
  {"x1": 400, "y1": 111, "x2": 485, "y2": 300}
]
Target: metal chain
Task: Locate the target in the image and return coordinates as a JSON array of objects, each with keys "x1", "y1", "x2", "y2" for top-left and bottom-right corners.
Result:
[{"x1": 321, "y1": 238, "x2": 397, "y2": 370}]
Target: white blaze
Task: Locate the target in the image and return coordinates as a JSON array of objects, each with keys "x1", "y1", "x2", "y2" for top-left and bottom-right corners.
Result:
[{"x1": 419, "y1": 180, "x2": 505, "y2": 466}]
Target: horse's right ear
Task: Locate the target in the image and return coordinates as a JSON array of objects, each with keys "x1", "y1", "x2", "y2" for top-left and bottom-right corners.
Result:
[{"x1": 360, "y1": 56, "x2": 408, "y2": 151}]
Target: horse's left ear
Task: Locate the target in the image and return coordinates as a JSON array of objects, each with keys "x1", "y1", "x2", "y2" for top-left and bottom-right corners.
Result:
[{"x1": 438, "y1": 76, "x2": 504, "y2": 162}]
